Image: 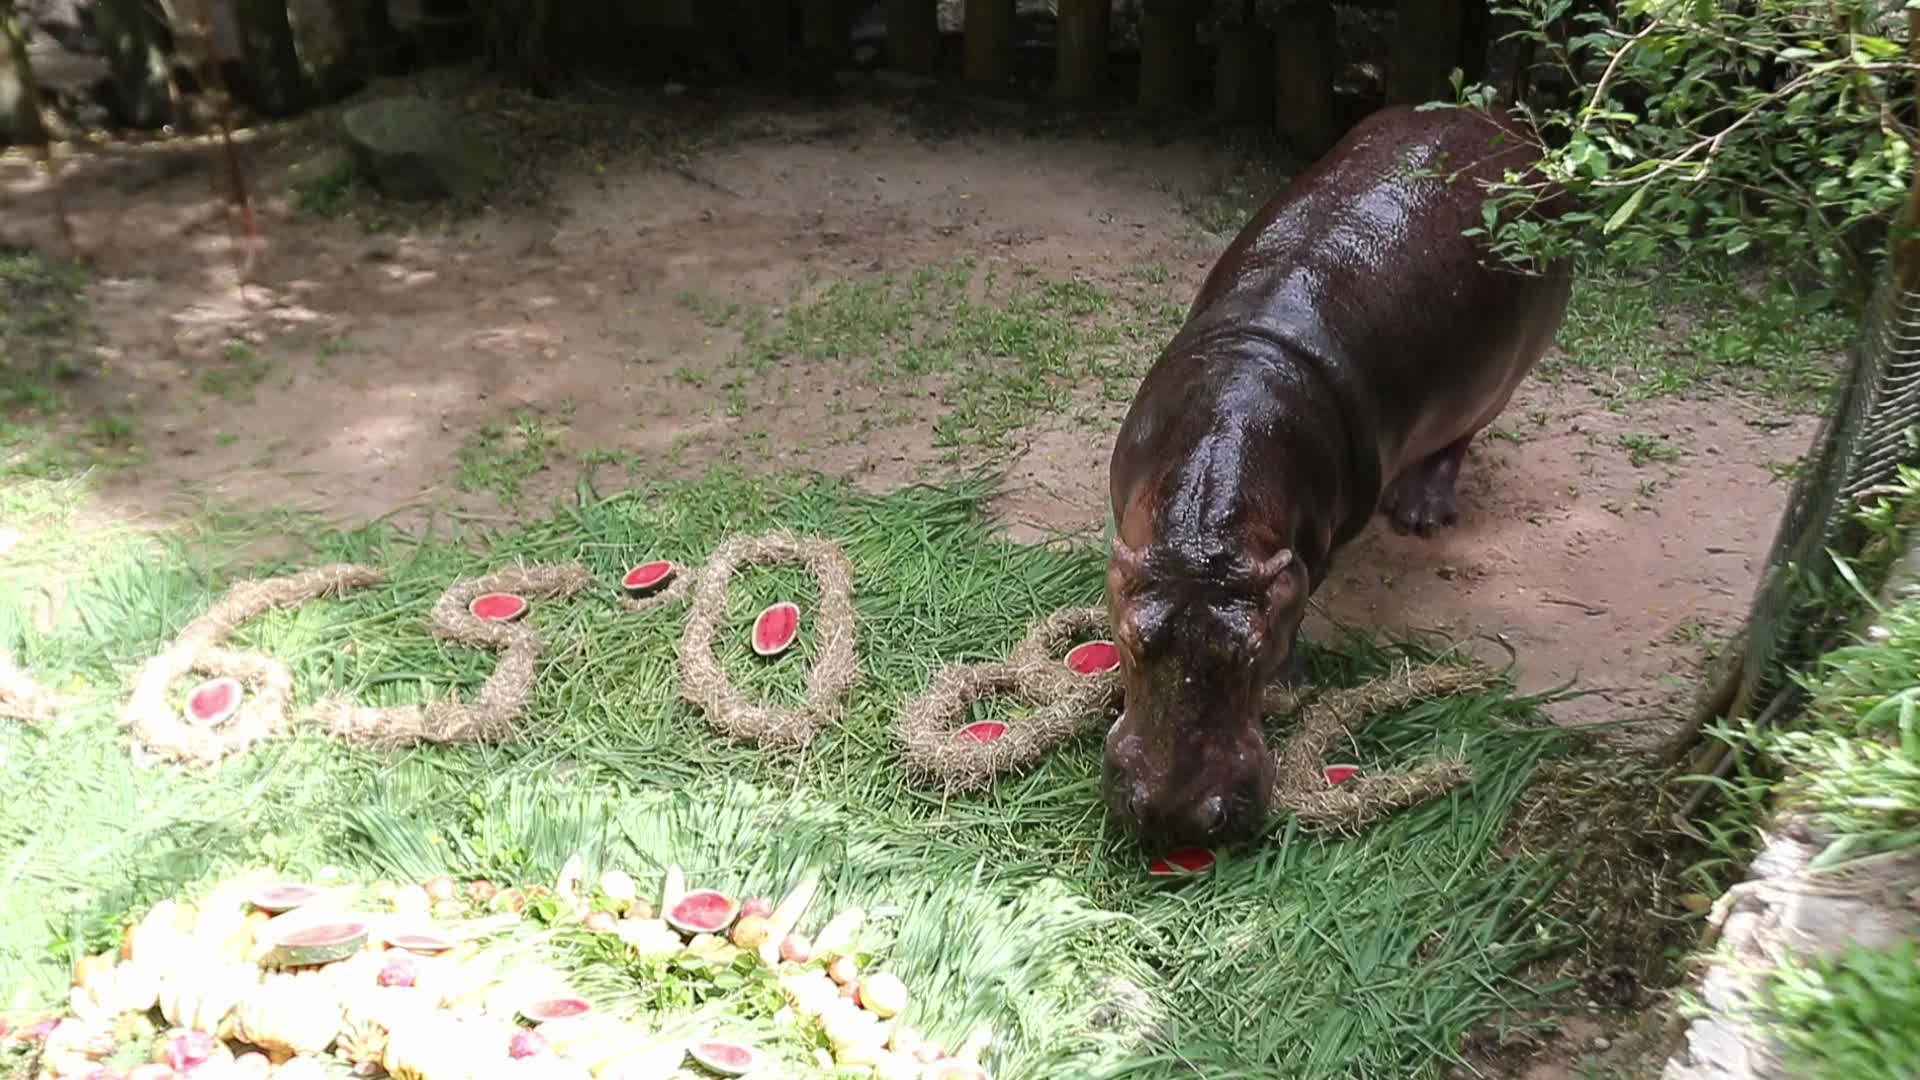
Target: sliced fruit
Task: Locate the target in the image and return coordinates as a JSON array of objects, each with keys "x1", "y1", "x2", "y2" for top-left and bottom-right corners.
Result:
[
  {"x1": 184, "y1": 677, "x2": 244, "y2": 725},
  {"x1": 621, "y1": 561, "x2": 676, "y2": 596},
  {"x1": 738, "y1": 896, "x2": 774, "y2": 921},
  {"x1": 249, "y1": 883, "x2": 320, "y2": 914},
  {"x1": 954, "y1": 721, "x2": 1006, "y2": 744},
  {"x1": 1323, "y1": 763, "x2": 1360, "y2": 787},
  {"x1": 264, "y1": 920, "x2": 369, "y2": 966},
  {"x1": 688, "y1": 1039, "x2": 762, "y2": 1077},
  {"x1": 521, "y1": 997, "x2": 594, "y2": 1024},
  {"x1": 469, "y1": 592, "x2": 530, "y2": 622},
  {"x1": 750, "y1": 601, "x2": 801, "y2": 657},
  {"x1": 1064, "y1": 640, "x2": 1120, "y2": 675},
  {"x1": 384, "y1": 931, "x2": 458, "y2": 954},
  {"x1": 665, "y1": 889, "x2": 741, "y2": 936},
  {"x1": 1147, "y1": 848, "x2": 1216, "y2": 877}
]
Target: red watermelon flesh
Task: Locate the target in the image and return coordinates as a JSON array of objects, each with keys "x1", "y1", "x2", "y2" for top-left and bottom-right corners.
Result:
[
  {"x1": 1147, "y1": 848, "x2": 1216, "y2": 876},
  {"x1": 385, "y1": 931, "x2": 457, "y2": 954},
  {"x1": 469, "y1": 592, "x2": 529, "y2": 621},
  {"x1": 250, "y1": 883, "x2": 320, "y2": 913},
  {"x1": 185, "y1": 677, "x2": 243, "y2": 724},
  {"x1": 666, "y1": 889, "x2": 741, "y2": 935},
  {"x1": 520, "y1": 997, "x2": 593, "y2": 1023},
  {"x1": 1323, "y1": 764, "x2": 1360, "y2": 787},
  {"x1": 689, "y1": 1040, "x2": 760, "y2": 1076},
  {"x1": 622, "y1": 560, "x2": 675, "y2": 594},
  {"x1": 1065, "y1": 640, "x2": 1120, "y2": 675},
  {"x1": 955, "y1": 720, "x2": 1007, "y2": 744},
  {"x1": 751, "y1": 601, "x2": 800, "y2": 657}
]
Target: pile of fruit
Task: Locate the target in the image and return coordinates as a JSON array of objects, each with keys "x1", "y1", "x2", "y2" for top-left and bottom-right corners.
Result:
[{"x1": 5, "y1": 861, "x2": 994, "y2": 1080}]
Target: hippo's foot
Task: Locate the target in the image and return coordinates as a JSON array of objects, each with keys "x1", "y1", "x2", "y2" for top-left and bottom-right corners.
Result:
[{"x1": 1382, "y1": 436, "x2": 1471, "y2": 537}]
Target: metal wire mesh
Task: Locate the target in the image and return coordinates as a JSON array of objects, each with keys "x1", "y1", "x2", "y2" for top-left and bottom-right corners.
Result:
[{"x1": 1736, "y1": 261, "x2": 1920, "y2": 709}]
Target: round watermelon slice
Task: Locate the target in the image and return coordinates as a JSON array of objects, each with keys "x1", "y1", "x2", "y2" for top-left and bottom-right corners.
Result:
[
  {"x1": 621, "y1": 560, "x2": 676, "y2": 596},
  {"x1": 249, "y1": 883, "x2": 320, "y2": 914},
  {"x1": 1147, "y1": 848, "x2": 1216, "y2": 877},
  {"x1": 384, "y1": 930, "x2": 458, "y2": 954},
  {"x1": 1323, "y1": 764, "x2": 1360, "y2": 787},
  {"x1": 184, "y1": 677, "x2": 244, "y2": 726},
  {"x1": 688, "y1": 1039, "x2": 761, "y2": 1077},
  {"x1": 750, "y1": 601, "x2": 801, "y2": 657},
  {"x1": 665, "y1": 889, "x2": 741, "y2": 936},
  {"x1": 1064, "y1": 640, "x2": 1120, "y2": 675},
  {"x1": 469, "y1": 592, "x2": 529, "y2": 622},
  {"x1": 954, "y1": 721, "x2": 1006, "y2": 744},
  {"x1": 264, "y1": 920, "x2": 369, "y2": 967},
  {"x1": 520, "y1": 997, "x2": 593, "y2": 1023}
]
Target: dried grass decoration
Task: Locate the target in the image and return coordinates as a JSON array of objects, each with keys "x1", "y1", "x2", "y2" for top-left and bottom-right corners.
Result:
[
  {"x1": 675, "y1": 531, "x2": 860, "y2": 749},
  {"x1": 899, "y1": 603, "x2": 1497, "y2": 832},
  {"x1": 123, "y1": 563, "x2": 385, "y2": 767},
  {"x1": 315, "y1": 562, "x2": 592, "y2": 748},
  {"x1": 0, "y1": 649, "x2": 59, "y2": 724}
]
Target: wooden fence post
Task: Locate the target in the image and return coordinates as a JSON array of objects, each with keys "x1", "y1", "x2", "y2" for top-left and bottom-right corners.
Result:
[
  {"x1": 1387, "y1": 0, "x2": 1467, "y2": 104},
  {"x1": 1055, "y1": 0, "x2": 1109, "y2": 99},
  {"x1": 964, "y1": 0, "x2": 1015, "y2": 85},
  {"x1": 887, "y1": 0, "x2": 939, "y2": 73},
  {"x1": 1272, "y1": 0, "x2": 1335, "y2": 156},
  {"x1": 1214, "y1": 0, "x2": 1272, "y2": 123},
  {"x1": 802, "y1": 0, "x2": 850, "y2": 64},
  {"x1": 1138, "y1": 0, "x2": 1198, "y2": 109}
]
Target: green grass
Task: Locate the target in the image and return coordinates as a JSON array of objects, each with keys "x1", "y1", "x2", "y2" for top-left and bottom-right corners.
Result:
[
  {"x1": 1762, "y1": 937, "x2": 1920, "y2": 1080},
  {"x1": 454, "y1": 409, "x2": 569, "y2": 505},
  {"x1": 683, "y1": 259, "x2": 1186, "y2": 458},
  {"x1": 0, "y1": 249, "x2": 145, "y2": 479},
  {"x1": 1550, "y1": 263, "x2": 1854, "y2": 410},
  {"x1": 0, "y1": 469, "x2": 1575, "y2": 1078}
]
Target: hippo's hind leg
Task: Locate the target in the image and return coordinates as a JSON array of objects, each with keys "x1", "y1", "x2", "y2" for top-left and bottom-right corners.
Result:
[{"x1": 1381, "y1": 433, "x2": 1473, "y2": 537}]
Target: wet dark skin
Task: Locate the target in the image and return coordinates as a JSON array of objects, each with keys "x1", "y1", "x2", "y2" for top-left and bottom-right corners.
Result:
[{"x1": 1104, "y1": 104, "x2": 1574, "y2": 849}]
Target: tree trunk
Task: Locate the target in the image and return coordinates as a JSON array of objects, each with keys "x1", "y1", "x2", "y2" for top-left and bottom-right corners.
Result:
[
  {"x1": 332, "y1": 0, "x2": 406, "y2": 78},
  {"x1": 964, "y1": 0, "x2": 1014, "y2": 86},
  {"x1": 231, "y1": 0, "x2": 310, "y2": 115},
  {"x1": 1387, "y1": 0, "x2": 1467, "y2": 104},
  {"x1": 886, "y1": 0, "x2": 937, "y2": 73},
  {"x1": 0, "y1": 0, "x2": 45, "y2": 146},
  {"x1": 1214, "y1": 1, "x2": 1272, "y2": 123},
  {"x1": 92, "y1": 0, "x2": 178, "y2": 128}
]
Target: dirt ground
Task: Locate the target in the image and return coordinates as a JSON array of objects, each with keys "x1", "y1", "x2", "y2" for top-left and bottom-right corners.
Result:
[{"x1": 0, "y1": 94, "x2": 1818, "y2": 768}]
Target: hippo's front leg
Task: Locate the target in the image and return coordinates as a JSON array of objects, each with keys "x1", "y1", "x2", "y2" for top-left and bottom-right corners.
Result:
[{"x1": 1380, "y1": 433, "x2": 1473, "y2": 537}]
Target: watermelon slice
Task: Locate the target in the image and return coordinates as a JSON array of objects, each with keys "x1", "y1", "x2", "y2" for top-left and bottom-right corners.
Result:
[
  {"x1": 621, "y1": 560, "x2": 676, "y2": 596},
  {"x1": 1064, "y1": 640, "x2": 1120, "y2": 675},
  {"x1": 665, "y1": 889, "x2": 741, "y2": 936},
  {"x1": 520, "y1": 997, "x2": 594, "y2": 1023},
  {"x1": 384, "y1": 931, "x2": 458, "y2": 954},
  {"x1": 750, "y1": 601, "x2": 800, "y2": 657},
  {"x1": 264, "y1": 920, "x2": 369, "y2": 966},
  {"x1": 1323, "y1": 764, "x2": 1360, "y2": 787},
  {"x1": 1147, "y1": 848, "x2": 1216, "y2": 877},
  {"x1": 184, "y1": 677, "x2": 244, "y2": 725},
  {"x1": 954, "y1": 721, "x2": 1006, "y2": 744},
  {"x1": 249, "y1": 883, "x2": 320, "y2": 913},
  {"x1": 688, "y1": 1039, "x2": 761, "y2": 1077},
  {"x1": 469, "y1": 592, "x2": 529, "y2": 622}
]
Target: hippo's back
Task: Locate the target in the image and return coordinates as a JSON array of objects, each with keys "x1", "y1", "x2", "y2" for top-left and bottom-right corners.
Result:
[{"x1": 1174, "y1": 104, "x2": 1571, "y2": 500}]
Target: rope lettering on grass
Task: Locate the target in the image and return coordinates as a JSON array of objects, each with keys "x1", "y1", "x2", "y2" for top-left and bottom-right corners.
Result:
[
  {"x1": 0, "y1": 650, "x2": 58, "y2": 724},
  {"x1": 676, "y1": 531, "x2": 859, "y2": 749},
  {"x1": 1269, "y1": 660, "x2": 1494, "y2": 832},
  {"x1": 899, "y1": 606, "x2": 1122, "y2": 792},
  {"x1": 123, "y1": 563, "x2": 385, "y2": 766},
  {"x1": 900, "y1": 604, "x2": 1493, "y2": 831},
  {"x1": 314, "y1": 562, "x2": 592, "y2": 748}
]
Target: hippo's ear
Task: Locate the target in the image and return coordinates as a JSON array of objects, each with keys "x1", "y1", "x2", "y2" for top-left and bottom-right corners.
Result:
[
  {"x1": 1252, "y1": 548, "x2": 1303, "y2": 614},
  {"x1": 1108, "y1": 537, "x2": 1148, "y2": 593}
]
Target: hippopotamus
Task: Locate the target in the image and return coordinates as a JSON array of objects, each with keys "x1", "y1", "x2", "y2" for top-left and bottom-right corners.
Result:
[{"x1": 1101, "y1": 103, "x2": 1573, "y2": 848}]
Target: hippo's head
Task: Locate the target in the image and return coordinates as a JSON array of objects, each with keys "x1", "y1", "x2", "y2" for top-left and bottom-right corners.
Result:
[{"x1": 1100, "y1": 536, "x2": 1308, "y2": 847}]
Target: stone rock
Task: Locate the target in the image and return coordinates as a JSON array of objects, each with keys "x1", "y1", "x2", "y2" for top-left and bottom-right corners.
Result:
[
  {"x1": 340, "y1": 94, "x2": 500, "y2": 202},
  {"x1": 286, "y1": 145, "x2": 357, "y2": 204}
]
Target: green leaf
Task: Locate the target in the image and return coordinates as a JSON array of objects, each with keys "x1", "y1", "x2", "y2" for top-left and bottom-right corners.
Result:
[{"x1": 1603, "y1": 186, "x2": 1649, "y2": 235}]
